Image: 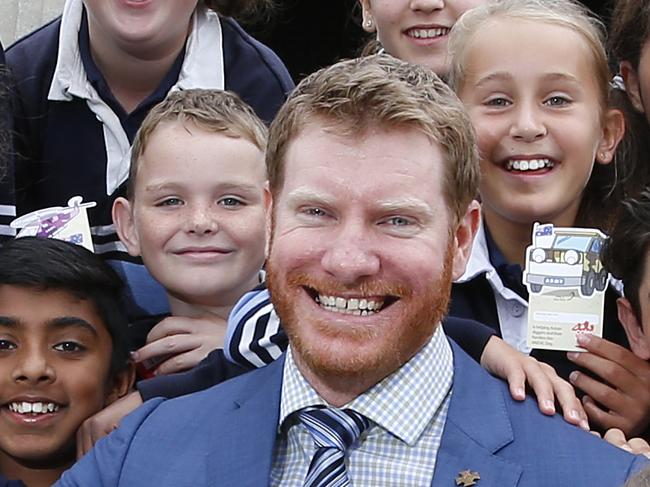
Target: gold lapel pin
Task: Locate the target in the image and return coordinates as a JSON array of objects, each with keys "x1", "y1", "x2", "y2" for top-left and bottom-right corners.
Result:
[{"x1": 456, "y1": 470, "x2": 481, "y2": 486}]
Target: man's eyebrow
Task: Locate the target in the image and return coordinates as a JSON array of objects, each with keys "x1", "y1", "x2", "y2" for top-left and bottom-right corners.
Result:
[
  {"x1": 375, "y1": 198, "x2": 435, "y2": 217},
  {"x1": 285, "y1": 187, "x2": 336, "y2": 206},
  {"x1": 46, "y1": 317, "x2": 100, "y2": 337}
]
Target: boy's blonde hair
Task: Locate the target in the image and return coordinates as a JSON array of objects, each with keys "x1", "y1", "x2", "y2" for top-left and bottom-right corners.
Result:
[
  {"x1": 447, "y1": 0, "x2": 610, "y2": 112},
  {"x1": 266, "y1": 54, "x2": 479, "y2": 227},
  {"x1": 128, "y1": 89, "x2": 268, "y2": 199}
]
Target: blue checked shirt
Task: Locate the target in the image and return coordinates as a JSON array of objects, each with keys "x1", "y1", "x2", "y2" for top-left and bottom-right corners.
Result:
[{"x1": 270, "y1": 326, "x2": 454, "y2": 486}]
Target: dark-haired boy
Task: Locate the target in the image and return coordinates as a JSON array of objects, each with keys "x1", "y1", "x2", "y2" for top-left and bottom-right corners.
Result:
[{"x1": 0, "y1": 237, "x2": 134, "y2": 486}]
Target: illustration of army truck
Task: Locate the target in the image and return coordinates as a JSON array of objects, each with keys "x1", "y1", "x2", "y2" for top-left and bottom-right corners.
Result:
[{"x1": 524, "y1": 223, "x2": 608, "y2": 298}]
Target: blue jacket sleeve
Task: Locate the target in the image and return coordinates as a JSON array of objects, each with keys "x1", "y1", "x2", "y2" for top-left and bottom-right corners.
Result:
[{"x1": 55, "y1": 398, "x2": 165, "y2": 486}]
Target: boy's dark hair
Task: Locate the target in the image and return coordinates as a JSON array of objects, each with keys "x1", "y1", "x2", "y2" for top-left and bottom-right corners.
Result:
[
  {"x1": 602, "y1": 189, "x2": 650, "y2": 319},
  {"x1": 0, "y1": 237, "x2": 130, "y2": 376}
]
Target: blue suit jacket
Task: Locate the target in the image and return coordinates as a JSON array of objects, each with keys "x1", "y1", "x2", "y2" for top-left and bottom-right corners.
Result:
[{"x1": 58, "y1": 342, "x2": 646, "y2": 486}]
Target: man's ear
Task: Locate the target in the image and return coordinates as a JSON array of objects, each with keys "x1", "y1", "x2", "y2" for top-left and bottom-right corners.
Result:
[
  {"x1": 264, "y1": 184, "x2": 273, "y2": 259},
  {"x1": 617, "y1": 296, "x2": 650, "y2": 360},
  {"x1": 112, "y1": 197, "x2": 141, "y2": 257},
  {"x1": 595, "y1": 108, "x2": 625, "y2": 165},
  {"x1": 105, "y1": 362, "x2": 136, "y2": 406},
  {"x1": 451, "y1": 199, "x2": 480, "y2": 280},
  {"x1": 620, "y1": 61, "x2": 645, "y2": 113}
]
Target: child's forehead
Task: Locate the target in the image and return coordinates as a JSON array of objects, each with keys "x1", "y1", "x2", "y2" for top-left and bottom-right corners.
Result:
[
  {"x1": 0, "y1": 285, "x2": 108, "y2": 335},
  {"x1": 461, "y1": 18, "x2": 596, "y2": 82},
  {"x1": 136, "y1": 121, "x2": 266, "y2": 189}
]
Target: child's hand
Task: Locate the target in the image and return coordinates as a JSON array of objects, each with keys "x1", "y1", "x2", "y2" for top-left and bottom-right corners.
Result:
[
  {"x1": 603, "y1": 428, "x2": 650, "y2": 458},
  {"x1": 568, "y1": 334, "x2": 650, "y2": 436},
  {"x1": 76, "y1": 391, "x2": 144, "y2": 459},
  {"x1": 133, "y1": 315, "x2": 228, "y2": 376},
  {"x1": 481, "y1": 336, "x2": 589, "y2": 430}
]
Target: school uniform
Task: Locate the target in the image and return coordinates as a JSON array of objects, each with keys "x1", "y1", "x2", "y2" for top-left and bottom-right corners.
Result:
[
  {"x1": 5, "y1": 0, "x2": 294, "y2": 316},
  {"x1": 450, "y1": 220, "x2": 629, "y2": 382},
  {"x1": 0, "y1": 474, "x2": 25, "y2": 487}
]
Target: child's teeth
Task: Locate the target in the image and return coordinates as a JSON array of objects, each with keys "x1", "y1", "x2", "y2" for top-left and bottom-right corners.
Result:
[
  {"x1": 506, "y1": 158, "x2": 554, "y2": 172},
  {"x1": 9, "y1": 401, "x2": 59, "y2": 415}
]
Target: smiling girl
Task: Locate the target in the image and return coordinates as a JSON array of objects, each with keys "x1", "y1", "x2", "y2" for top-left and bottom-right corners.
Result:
[{"x1": 446, "y1": 0, "x2": 638, "y2": 433}]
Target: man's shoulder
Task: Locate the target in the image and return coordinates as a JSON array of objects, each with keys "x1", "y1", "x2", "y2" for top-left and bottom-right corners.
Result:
[{"x1": 445, "y1": 344, "x2": 647, "y2": 486}]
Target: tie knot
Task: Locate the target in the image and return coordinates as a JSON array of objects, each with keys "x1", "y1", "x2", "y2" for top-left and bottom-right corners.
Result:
[{"x1": 297, "y1": 407, "x2": 371, "y2": 451}]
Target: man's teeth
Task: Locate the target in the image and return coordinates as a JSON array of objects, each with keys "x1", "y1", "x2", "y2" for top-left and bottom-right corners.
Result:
[
  {"x1": 8, "y1": 402, "x2": 59, "y2": 414},
  {"x1": 505, "y1": 158, "x2": 554, "y2": 172},
  {"x1": 408, "y1": 27, "x2": 449, "y2": 39},
  {"x1": 315, "y1": 295, "x2": 384, "y2": 315}
]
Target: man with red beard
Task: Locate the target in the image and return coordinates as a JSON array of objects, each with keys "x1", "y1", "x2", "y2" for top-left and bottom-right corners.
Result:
[{"x1": 58, "y1": 54, "x2": 646, "y2": 487}]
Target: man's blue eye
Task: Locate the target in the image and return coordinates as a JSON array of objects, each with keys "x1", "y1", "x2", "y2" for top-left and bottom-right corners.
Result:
[
  {"x1": 305, "y1": 208, "x2": 327, "y2": 217},
  {"x1": 388, "y1": 217, "x2": 411, "y2": 226}
]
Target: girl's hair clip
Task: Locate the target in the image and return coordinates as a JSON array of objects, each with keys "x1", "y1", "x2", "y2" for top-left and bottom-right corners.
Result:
[{"x1": 610, "y1": 74, "x2": 626, "y2": 92}]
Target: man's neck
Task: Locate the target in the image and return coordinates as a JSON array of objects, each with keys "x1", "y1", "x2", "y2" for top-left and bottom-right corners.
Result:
[
  {"x1": 87, "y1": 22, "x2": 190, "y2": 114},
  {"x1": 291, "y1": 351, "x2": 404, "y2": 408}
]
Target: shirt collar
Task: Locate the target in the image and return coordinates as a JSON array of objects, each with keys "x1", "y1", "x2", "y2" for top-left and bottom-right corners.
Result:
[
  {"x1": 48, "y1": 0, "x2": 224, "y2": 102},
  {"x1": 279, "y1": 325, "x2": 454, "y2": 446}
]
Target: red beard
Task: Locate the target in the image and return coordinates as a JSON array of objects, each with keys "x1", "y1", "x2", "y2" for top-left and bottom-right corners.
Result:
[{"x1": 266, "y1": 240, "x2": 454, "y2": 384}]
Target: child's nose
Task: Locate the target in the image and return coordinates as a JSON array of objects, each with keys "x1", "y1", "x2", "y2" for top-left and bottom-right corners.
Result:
[
  {"x1": 12, "y1": 348, "x2": 56, "y2": 384},
  {"x1": 510, "y1": 103, "x2": 547, "y2": 141},
  {"x1": 186, "y1": 206, "x2": 218, "y2": 234},
  {"x1": 410, "y1": 0, "x2": 446, "y2": 12}
]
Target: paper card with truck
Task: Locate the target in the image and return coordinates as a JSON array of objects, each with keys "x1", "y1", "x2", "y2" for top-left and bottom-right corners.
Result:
[{"x1": 523, "y1": 223, "x2": 608, "y2": 352}]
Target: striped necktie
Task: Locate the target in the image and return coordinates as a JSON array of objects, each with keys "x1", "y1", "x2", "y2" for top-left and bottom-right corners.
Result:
[{"x1": 297, "y1": 407, "x2": 371, "y2": 487}]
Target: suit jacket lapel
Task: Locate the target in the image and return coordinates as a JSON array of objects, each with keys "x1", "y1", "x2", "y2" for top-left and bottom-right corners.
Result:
[
  {"x1": 206, "y1": 356, "x2": 285, "y2": 486},
  {"x1": 432, "y1": 343, "x2": 523, "y2": 487}
]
